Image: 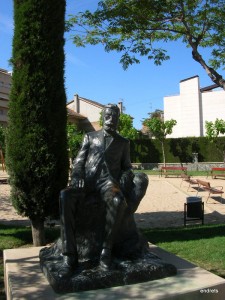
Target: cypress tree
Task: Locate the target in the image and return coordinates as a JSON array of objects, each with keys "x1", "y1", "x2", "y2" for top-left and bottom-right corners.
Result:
[{"x1": 6, "y1": 0, "x2": 68, "y2": 246}]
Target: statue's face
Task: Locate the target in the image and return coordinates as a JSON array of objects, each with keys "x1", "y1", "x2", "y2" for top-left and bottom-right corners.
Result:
[{"x1": 103, "y1": 108, "x2": 119, "y2": 133}]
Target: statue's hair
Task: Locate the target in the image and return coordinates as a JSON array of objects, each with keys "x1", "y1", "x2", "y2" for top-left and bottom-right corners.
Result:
[{"x1": 103, "y1": 103, "x2": 120, "y2": 116}]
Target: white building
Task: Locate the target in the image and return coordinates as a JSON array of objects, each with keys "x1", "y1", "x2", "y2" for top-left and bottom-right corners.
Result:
[
  {"x1": 164, "y1": 75, "x2": 225, "y2": 138},
  {"x1": 0, "y1": 68, "x2": 11, "y2": 126}
]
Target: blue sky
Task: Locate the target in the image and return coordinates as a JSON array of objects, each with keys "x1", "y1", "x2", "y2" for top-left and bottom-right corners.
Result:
[{"x1": 0, "y1": 0, "x2": 220, "y2": 129}]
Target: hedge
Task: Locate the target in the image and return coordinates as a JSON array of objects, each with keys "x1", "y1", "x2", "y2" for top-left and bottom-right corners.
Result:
[{"x1": 130, "y1": 137, "x2": 225, "y2": 163}]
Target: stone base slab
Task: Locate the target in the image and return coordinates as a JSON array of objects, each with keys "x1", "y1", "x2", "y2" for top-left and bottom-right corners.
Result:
[{"x1": 4, "y1": 244, "x2": 225, "y2": 299}]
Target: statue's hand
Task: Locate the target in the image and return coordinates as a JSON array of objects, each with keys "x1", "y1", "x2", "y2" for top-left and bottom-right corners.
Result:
[
  {"x1": 120, "y1": 170, "x2": 134, "y2": 191},
  {"x1": 71, "y1": 177, "x2": 84, "y2": 190}
]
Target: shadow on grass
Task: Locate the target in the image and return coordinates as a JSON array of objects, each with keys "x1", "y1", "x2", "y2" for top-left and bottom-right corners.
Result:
[
  {"x1": 0, "y1": 224, "x2": 60, "y2": 249},
  {"x1": 142, "y1": 223, "x2": 225, "y2": 244}
]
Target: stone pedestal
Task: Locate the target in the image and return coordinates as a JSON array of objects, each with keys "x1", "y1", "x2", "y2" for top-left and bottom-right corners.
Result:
[{"x1": 4, "y1": 245, "x2": 225, "y2": 300}]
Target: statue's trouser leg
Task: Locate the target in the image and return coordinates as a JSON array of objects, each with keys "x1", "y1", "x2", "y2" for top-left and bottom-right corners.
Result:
[
  {"x1": 59, "y1": 188, "x2": 80, "y2": 256},
  {"x1": 101, "y1": 186, "x2": 127, "y2": 250},
  {"x1": 127, "y1": 173, "x2": 149, "y2": 213}
]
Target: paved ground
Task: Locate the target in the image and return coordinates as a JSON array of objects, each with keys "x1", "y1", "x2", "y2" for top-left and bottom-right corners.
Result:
[
  {"x1": 135, "y1": 175, "x2": 225, "y2": 228},
  {"x1": 1, "y1": 171, "x2": 225, "y2": 228}
]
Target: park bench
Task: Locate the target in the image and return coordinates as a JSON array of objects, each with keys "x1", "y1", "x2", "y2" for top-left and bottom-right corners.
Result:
[
  {"x1": 180, "y1": 173, "x2": 198, "y2": 191},
  {"x1": 210, "y1": 167, "x2": 225, "y2": 179},
  {"x1": 196, "y1": 179, "x2": 224, "y2": 203},
  {"x1": 160, "y1": 166, "x2": 187, "y2": 177}
]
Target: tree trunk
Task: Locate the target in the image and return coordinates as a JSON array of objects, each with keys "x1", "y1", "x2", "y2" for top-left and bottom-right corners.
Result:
[
  {"x1": 190, "y1": 43, "x2": 225, "y2": 90},
  {"x1": 161, "y1": 140, "x2": 166, "y2": 167},
  {"x1": 31, "y1": 218, "x2": 45, "y2": 246}
]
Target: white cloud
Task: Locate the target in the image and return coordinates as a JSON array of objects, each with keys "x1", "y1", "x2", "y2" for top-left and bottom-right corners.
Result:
[
  {"x1": 66, "y1": 52, "x2": 88, "y2": 68},
  {"x1": 0, "y1": 13, "x2": 14, "y2": 35}
]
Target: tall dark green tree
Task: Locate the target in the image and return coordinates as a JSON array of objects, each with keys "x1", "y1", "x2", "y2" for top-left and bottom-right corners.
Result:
[{"x1": 6, "y1": 0, "x2": 68, "y2": 246}]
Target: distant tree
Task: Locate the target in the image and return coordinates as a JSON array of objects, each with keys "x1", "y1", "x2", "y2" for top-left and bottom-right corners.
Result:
[
  {"x1": 143, "y1": 118, "x2": 177, "y2": 166},
  {"x1": 142, "y1": 109, "x2": 164, "y2": 136},
  {"x1": 148, "y1": 109, "x2": 164, "y2": 120},
  {"x1": 67, "y1": 123, "x2": 84, "y2": 160},
  {"x1": 67, "y1": 0, "x2": 225, "y2": 89},
  {"x1": 100, "y1": 111, "x2": 139, "y2": 139},
  {"x1": 118, "y1": 114, "x2": 139, "y2": 139},
  {"x1": 6, "y1": 0, "x2": 68, "y2": 246},
  {"x1": 205, "y1": 119, "x2": 225, "y2": 162}
]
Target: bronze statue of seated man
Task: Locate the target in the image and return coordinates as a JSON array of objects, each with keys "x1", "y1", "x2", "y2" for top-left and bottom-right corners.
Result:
[{"x1": 58, "y1": 104, "x2": 149, "y2": 278}]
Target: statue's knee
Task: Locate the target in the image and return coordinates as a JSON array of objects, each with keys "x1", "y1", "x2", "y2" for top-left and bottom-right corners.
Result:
[
  {"x1": 134, "y1": 172, "x2": 149, "y2": 191},
  {"x1": 113, "y1": 196, "x2": 121, "y2": 207},
  {"x1": 112, "y1": 195, "x2": 126, "y2": 210},
  {"x1": 60, "y1": 188, "x2": 78, "y2": 204}
]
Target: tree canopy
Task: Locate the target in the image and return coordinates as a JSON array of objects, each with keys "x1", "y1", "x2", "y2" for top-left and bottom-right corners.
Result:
[
  {"x1": 143, "y1": 117, "x2": 177, "y2": 165},
  {"x1": 205, "y1": 118, "x2": 225, "y2": 161},
  {"x1": 68, "y1": 0, "x2": 225, "y2": 89},
  {"x1": 67, "y1": 123, "x2": 84, "y2": 160},
  {"x1": 205, "y1": 118, "x2": 225, "y2": 139}
]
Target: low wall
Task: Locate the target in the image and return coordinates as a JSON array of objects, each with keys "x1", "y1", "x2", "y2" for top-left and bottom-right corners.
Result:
[{"x1": 132, "y1": 162, "x2": 225, "y2": 171}]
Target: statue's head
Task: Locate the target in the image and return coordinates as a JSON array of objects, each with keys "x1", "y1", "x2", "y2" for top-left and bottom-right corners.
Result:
[{"x1": 102, "y1": 104, "x2": 120, "y2": 133}]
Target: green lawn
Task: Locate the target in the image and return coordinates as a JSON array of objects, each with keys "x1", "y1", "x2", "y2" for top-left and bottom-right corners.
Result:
[
  {"x1": 142, "y1": 224, "x2": 225, "y2": 278},
  {"x1": 135, "y1": 169, "x2": 209, "y2": 176},
  {"x1": 1, "y1": 224, "x2": 225, "y2": 298}
]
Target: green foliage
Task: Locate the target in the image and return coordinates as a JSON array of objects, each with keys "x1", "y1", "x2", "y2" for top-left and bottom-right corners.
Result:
[
  {"x1": 130, "y1": 137, "x2": 225, "y2": 163},
  {"x1": 205, "y1": 119, "x2": 225, "y2": 140},
  {"x1": 67, "y1": 0, "x2": 225, "y2": 88},
  {"x1": 118, "y1": 114, "x2": 139, "y2": 139},
  {"x1": 67, "y1": 123, "x2": 84, "y2": 160},
  {"x1": 130, "y1": 139, "x2": 161, "y2": 163},
  {"x1": 205, "y1": 119, "x2": 225, "y2": 159},
  {"x1": 6, "y1": 0, "x2": 68, "y2": 221},
  {"x1": 143, "y1": 117, "x2": 177, "y2": 165},
  {"x1": 99, "y1": 111, "x2": 139, "y2": 139},
  {"x1": 144, "y1": 118, "x2": 177, "y2": 141}
]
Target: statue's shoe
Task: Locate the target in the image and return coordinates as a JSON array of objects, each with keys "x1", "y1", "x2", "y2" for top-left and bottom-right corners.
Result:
[
  {"x1": 58, "y1": 255, "x2": 78, "y2": 278},
  {"x1": 99, "y1": 248, "x2": 112, "y2": 270}
]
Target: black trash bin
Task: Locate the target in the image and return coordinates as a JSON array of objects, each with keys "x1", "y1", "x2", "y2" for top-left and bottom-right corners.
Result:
[{"x1": 184, "y1": 196, "x2": 204, "y2": 226}]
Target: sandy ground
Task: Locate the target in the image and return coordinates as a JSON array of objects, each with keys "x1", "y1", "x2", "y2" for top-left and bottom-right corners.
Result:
[
  {"x1": 135, "y1": 175, "x2": 225, "y2": 228},
  {"x1": 1, "y1": 171, "x2": 225, "y2": 228}
]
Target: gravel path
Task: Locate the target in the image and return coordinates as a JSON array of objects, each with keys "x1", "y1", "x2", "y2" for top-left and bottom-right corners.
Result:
[{"x1": 1, "y1": 171, "x2": 225, "y2": 228}]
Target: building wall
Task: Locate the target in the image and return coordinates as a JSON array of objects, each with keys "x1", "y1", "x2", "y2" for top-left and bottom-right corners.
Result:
[
  {"x1": 68, "y1": 95, "x2": 103, "y2": 122},
  {"x1": 179, "y1": 76, "x2": 202, "y2": 137},
  {"x1": 202, "y1": 90, "x2": 225, "y2": 136},
  {"x1": 164, "y1": 95, "x2": 182, "y2": 137},
  {"x1": 164, "y1": 76, "x2": 225, "y2": 138},
  {"x1": 67, "y1": 94, "x2": 104, "y2": 131},
  {"x1": 79, "y1": 100, "x2": 102, "y2": 123},
  {"x1": 0, "y1": 69, "x2": 11, "y2": 126}
]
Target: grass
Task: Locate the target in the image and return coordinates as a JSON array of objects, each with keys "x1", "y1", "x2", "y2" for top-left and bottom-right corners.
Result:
[
  {"x1": 135, "y1": 169, "x2": 209, "y2": 176},
  {"x1": 1, "y1": 224, "x2": 225, "y2": 298},
  {"x1": 0, "y1": 224, "x2": 60, "y2": 299},
  {"x1": 142, "y1": 224, "x2": 225, "y2": 278}
]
